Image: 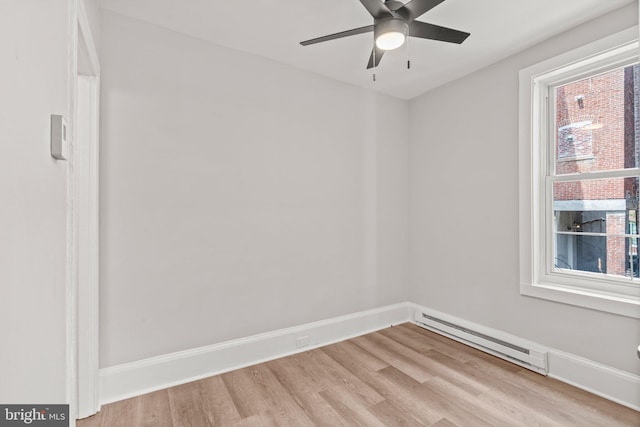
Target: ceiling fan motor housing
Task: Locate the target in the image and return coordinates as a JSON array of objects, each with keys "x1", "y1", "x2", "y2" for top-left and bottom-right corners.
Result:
[
  {"x1": 374, "y1": 17, "x2": 409, "y2": 41},
  {"x1": 384, "y1": 0, "x2": 406, "y2": 12}
]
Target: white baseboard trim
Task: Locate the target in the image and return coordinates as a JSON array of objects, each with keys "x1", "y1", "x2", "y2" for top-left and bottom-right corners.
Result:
[
  {"x1": 100, "y1": 301, "x2": 640, "y2": 412},
  {"x1": 99, "y1": 302, "x2": 412, "y2": 405},
  {"x1": 547, "y1": 350, "x2": 640, "y2": 411},
  {"x1": 409, "y1": 303, "x2": 640, "y2": 411}
]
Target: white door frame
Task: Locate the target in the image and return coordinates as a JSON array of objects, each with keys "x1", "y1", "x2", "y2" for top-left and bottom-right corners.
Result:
[{"x1": 69, "y1": 0, "x2": 101, "y2": 420}]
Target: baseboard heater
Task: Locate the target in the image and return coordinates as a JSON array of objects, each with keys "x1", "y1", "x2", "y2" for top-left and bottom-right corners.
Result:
[{"x1": 414, "y1": 311, "x2": 548, "y2": 375}]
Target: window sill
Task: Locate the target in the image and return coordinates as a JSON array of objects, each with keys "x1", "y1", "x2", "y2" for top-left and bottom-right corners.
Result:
[{"x1": 520, "y1": 282, "x2": 640, "y2": 318}]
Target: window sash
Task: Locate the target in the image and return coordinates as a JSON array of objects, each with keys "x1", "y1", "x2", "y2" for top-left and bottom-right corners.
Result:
[
  {"x1": 542, "y1": 39, "x2": 639, "y2": 293},
  {"x1": 543, "y1": 54, "x2": 640, "y2": 290},
  {"x1": 543, "y1": 176, "x2": 640, "y2": 291}
]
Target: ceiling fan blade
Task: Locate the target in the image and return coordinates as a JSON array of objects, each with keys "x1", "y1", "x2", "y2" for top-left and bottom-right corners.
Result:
[
  {"x1": 300, "y1": 25, "x2": 374, "y2": 46},
  {"x1": 397, "y1": 0, "x2": 445, "y2": 21},
  {"x1": 359, "y1": 0, "x2": 393, "y2": 19},
  {"x1": 366, "y1": 45, "x2": 385, "y2": 69},
  {"x1": 409, "y1": 21, "x2": 470, "y2": 44}
]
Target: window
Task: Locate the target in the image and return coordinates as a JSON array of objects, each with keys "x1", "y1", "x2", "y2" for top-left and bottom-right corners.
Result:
[{"x1": 519, "y1": 27, "x2": 640, "y2": 318}]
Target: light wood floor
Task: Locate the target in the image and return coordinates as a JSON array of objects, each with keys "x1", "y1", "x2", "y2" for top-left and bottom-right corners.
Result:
[{"x1": 78, "y1": 323, "x2": 640, "y2": 427}]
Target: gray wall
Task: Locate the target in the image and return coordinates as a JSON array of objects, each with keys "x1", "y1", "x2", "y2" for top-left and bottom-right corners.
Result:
[
  {"x1": 99, "y1": 11, "x2": 409, "y2": 367},
  {"x1": 409, "y1": 3, "x2": 640, "y2": 374},
  {"x1": 100, "y1": 3, "x2": 639, "y2": 377},
  {"x1": 82, "y1": 0, "x2": 101, "y2": 51}
]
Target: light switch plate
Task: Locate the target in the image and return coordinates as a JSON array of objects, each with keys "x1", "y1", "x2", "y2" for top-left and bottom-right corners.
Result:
[{"x1": 51, "y1": 114, "x2": 68, "y2": 160}]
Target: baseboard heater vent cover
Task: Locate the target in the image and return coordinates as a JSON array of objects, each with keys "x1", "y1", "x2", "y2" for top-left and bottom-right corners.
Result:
[{"x1": 415, "y1": 311, "x2": 548, "y2": 375}]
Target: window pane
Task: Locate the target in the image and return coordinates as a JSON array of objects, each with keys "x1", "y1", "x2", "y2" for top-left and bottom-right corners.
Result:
[
  {"x1": 553, "y1": 177, "x2": 639, "y2": 207},
  {"x1": 554, "y1": 64, "x2": 639, "y2": 174},
  {"x1": 553, "y1": 177, "x2": 639, "y2": 279}
]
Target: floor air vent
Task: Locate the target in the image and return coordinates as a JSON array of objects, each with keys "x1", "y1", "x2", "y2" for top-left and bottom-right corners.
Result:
[{"x1": 415, "y1": 311, "x2": 548, "y2": 375}]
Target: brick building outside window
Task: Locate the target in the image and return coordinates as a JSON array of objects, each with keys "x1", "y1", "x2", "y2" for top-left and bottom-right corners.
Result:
[{"x1": 553, "y1": 64, "x2": 640, "y2": 278}]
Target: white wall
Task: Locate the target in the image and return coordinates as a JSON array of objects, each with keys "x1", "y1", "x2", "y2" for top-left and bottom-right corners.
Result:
[
  {"x1": 82, "y1": 0, "x2": 101, "y2": 52},
  {"x1": 409, "y1": 3, "x2": 640, "y2": 375},
  {"x1": 0, "y1": 0, "x2": 72, "y2": 402},
  {"x1": 99, "y1": 11, "x2": 409, "y2": 367}
]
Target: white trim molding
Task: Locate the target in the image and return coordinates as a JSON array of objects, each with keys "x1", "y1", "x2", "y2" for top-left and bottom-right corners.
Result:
[
  {"x1": 99, "y1": 302, "x2": 640, "y2": 412},
  {"x1": 520, "y1": 281, "x2": 640, "y2": 319},
  {"x1": 548, "y1": 350, "x2": 640, "y2": 412},
  {"x1": 69, "y1": 0, "x2": 101, "y2": 423},
  {"x1": 99, "y1": 303, "x2": 411, "y2": 405}
]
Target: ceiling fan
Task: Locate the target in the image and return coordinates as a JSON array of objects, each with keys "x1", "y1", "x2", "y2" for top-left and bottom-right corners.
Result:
[{"x1": 300, "y1": 0, "x2": 470, "y2": 69}]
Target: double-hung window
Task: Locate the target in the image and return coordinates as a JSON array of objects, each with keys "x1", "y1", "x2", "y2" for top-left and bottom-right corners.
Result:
[{"x1": 519, "y1": 27, "x2": 640, "y2": 318}]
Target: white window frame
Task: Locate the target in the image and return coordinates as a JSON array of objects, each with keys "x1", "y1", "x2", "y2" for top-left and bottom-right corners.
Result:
[{"x1": 519, "y1": 26, "x2": 640, "y2": 319}]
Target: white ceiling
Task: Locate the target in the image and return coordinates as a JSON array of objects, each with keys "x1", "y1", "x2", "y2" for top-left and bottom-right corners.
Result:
[{"x1": 99, "y1": 0, "x2": 635, "y2": 100}]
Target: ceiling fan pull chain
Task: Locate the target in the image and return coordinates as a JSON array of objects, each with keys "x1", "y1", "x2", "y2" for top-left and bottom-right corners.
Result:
[
  {"x1": 407, "y1": 34, "x2": 411, "y2": 69},
  {"x1": 373, "y1": 47, "x2": 376, "y2": 82}
]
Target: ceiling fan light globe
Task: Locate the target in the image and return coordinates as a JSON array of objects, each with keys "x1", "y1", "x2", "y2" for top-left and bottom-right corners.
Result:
[{"x1": 376, "y1": 32, "x2": 405, "y2": 50}]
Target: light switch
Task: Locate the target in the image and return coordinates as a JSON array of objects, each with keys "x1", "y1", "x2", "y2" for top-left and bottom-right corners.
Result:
[{"x1": 51, "y1": 114, "x2": 68, "y2": 160}]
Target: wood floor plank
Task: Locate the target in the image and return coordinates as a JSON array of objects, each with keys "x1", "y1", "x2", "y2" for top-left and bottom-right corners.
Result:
[
  {"x1": 244, "y1": 363, "x2": 316, "y2": 427},
  {"x1": 196, "y1": 375, "x2": 242, "y2": 426},
  {"x1": 377, "y1": 325, "x2": 437, "y2": 354},
  {"x1": 303, "y1": 344, "x2": 386, "y2": 407},
  {"x1": 455, "y1": 349, "x2": 613, "y2": 427},
  {"x1": 392, "y1": 323, "x2": 477, "y2": 363},
  {"x1": 378, "y1": 365, "x2": 494, "y2": 427},
  {"x1": 514, "y1": 368, "x2": 640, "y2": 427},
  {"x1": 365, "y1": 330, "x2": 491, "y2": 397},
  {"x1": 368, "y1": 399, "x2": 426, "y2": 427},
  {"x1": 286, "y1": 390, "x2": 352, "y2": 427},
  {"x1": 98, "y1": 395, "x2": 142, "y2": 427},
  {"x1": 267, "y1": 358, "x2": 352, "y2": 427},
  {"x1": 322, "y1": 344, "x2": 442, "y2": 425},
  {"x1": 324, "y1": 338, "x2": 389, "y2": 372},
  {"x1": 419, "y1": 349, "x2": 564, "y2": 426},
  {"x1": 137, "y1": 389, "x2": 172, "y2": 427},
  {"x1": 78, "y1": 323, "x2": 639, "y2": 427},
  {"x1": 430, "y1": 418, "x2": 457, "y2": 427},
  {"x1": 318, "y1": 341, "x2": 393, "y2": 407},
  {"x1": 221, "y1": 367, "x2": 272, "y2": 419},
  {"x1": 319, "y1": 386, "x2": 388, "y2": 427},
  {"x1": 351, "y1": 333, "x2": 434, "y2": 383},
  {"x1": 268, "y1": 352, "x2": 325, "y2": 394},
  {"x1": 278, "y1": 342, "x2": 386, "y2": 405},
  {"x1": 419, "y1": 349, "x2": 493, "y2": 396},
  {"x1": 230, "y1": 410, "x2": 278, "y2": 427},
  {"x1": 429, "y1": 348, "x2": 588, "y2": 426},
  {"x1": 167, "y1": 382, "x2": 212, "y2": 427},
  {"x1": 424, "y1": 375, "x2": 560, "y2": 427},
  {"x1": 452, "y1": 376, "x2": 565, "y2": 426}
]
